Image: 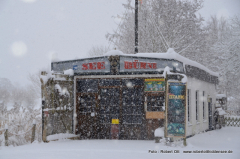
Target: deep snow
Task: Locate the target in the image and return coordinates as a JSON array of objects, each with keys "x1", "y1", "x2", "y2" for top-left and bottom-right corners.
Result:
[{"x1": 1, "y1": 127, "x2": 239, "y2": 159}]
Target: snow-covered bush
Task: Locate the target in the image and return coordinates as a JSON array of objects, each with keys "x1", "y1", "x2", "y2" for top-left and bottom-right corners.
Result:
[
  {"x1": 0, "y1": 105, "x2": 42, "y2": 146},
  {"x1": 0, "y1": 77, "x2": 42, "y2": 147}
]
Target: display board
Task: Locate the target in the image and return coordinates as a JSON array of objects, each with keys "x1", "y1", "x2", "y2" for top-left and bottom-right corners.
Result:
[
  {"x1": 166, "y1": 82, "x2": 186, "y2": 137},
  {"x1": 144, "y1": 79, "x2": 165, "y2": 92}
]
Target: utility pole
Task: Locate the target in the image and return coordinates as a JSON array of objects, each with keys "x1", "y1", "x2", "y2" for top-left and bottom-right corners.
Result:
[{"x1": 135, "y1": 0, "x2": 138, "y2": 54}]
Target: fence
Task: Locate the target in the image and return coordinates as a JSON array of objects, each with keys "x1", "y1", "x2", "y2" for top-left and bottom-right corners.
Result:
[
  {"x1": 224, "y1": 117, "x2": 240, "y2": 127},
  {"x1": 0, "y1": 121, "x2": 37, "y2": 146}
]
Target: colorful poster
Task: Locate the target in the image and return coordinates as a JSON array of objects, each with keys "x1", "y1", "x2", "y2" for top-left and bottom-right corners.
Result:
[
  {"x1": 166, "y1": 82, "x2": 186, "y2": 137},
  {"x1": 144, "y1": 79, "x2": 165, "y2": 92}
]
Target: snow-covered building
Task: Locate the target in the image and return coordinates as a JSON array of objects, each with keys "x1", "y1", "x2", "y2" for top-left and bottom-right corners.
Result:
[{"x1": 43, "y1": 49, "x2": 218, "y2": 140}]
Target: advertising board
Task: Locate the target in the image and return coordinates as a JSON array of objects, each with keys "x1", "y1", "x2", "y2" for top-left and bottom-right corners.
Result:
[
  {"x1": 166, "y1": 82, "x2": 186, "y2": 137},
  {"x1": 144, "y1": 78, "x2": 165, "y2": 92}
]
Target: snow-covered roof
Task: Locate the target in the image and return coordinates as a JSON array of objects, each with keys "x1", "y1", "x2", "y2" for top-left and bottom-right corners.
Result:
[
  {"x1": 103, "y1": 49, "x2": 217, "y2": 77},
  {"x1": 52, "y1": 48, "x2": 218, "y2": 77},
  {"x1": 64, "y1": 69, "x2": 74, "y2": 76},
  {"x1": 104, "y1": 50, "x2": 124, "y2": 56},
  {"x1": 105, "y1": 49, "x2": 218, "y2": 77}
]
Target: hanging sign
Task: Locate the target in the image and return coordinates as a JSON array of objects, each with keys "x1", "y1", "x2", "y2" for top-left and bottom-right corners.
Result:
[
  {"x1": 166, "y1": 82, "x2": 186, "y2": 137},
  {"x1": 144, "y1": 79, "x2": 165, "y2": 92}
]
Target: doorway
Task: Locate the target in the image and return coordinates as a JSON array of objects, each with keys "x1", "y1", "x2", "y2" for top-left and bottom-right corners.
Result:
[
  {"x1": 99, "y1": 87, "x2": 120, "y2": 139},
  {"x1": 77, "y1": 93, "x2": 97, "y2": 139}
]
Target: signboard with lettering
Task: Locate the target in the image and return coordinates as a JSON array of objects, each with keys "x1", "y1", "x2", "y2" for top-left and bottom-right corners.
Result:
[
  {"x1": 52, "y1": 56, "x2": 184, "y2": 74},
  {"x1": 120, "y1": 56, "x2": 184, "y2": 72},
  {"x1": 166, "y1": 82, "x2": 186, "y2": 137},
  {"x1": 51, "y1": 57, "x2": 110, "y2": 73},
  {"x1": 144, "y1": 79, "x2": 165, "y2": 92}
]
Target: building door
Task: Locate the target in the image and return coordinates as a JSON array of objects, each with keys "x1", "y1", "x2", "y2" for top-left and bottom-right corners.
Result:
[
  {"x1": 77, "y1": 94, "x2": 98, "y2": 139},
  {"x1": 208, "y1": 97, "x2": 213, "y2": 130},
  {"x1": 76, "y1": 79, "x2": 98, "y2": 139},
  {"x1": 99, "y1": 79, "x2": 121, "y2": 139},
  {"x1": 120, "y1": 79, "x2": 145, "y2": 140}
]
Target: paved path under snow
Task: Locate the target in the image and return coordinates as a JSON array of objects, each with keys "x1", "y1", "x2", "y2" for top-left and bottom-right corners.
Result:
[{"x1": 1, "y1": 127, "x2": 239, "y2": 159}]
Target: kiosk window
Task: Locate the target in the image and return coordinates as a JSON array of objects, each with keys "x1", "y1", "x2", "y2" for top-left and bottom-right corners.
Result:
[
  {"x1": 78, "y1": 95, "x2": 96, "y2": 113},
  {"x1": 122, "y1": 79, "x2": 144, "y2": 87},
  {"x1": 77, "y1": 78, "x2": 144, "y2": 125},
  {"x1": 99, "y1": 88, "x2": 120, "y2": 124},
  {"x1": 146, "y1": 95, "x2": 164, "y2": 111},
  {"x1": 77, "y1": 79, "x2": 98, "y2": 93},
  {"x1": 99, "y1": 79, "x2": 121, "y2": 87},
  {"x1": 122, "y1": 86, "x2": 143, "y2": 124},
  {"x1": 196, "y1": 90, "x2": 199, "y2": 121},
  {"x1": 203, "y1": 91, "x2": 205, "y2": 119}
]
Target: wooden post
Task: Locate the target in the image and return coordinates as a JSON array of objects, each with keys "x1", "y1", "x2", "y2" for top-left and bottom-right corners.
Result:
[
  {"x1": 183, "y1": 137, "x2": 187, "y2": 146},
  {"x1": 164, "y1": 72, "x2": 168, "y2": 139},
  {"x1": 31, "y1": 120, "x2": 36, "y2": 143},
  {"x1": 40, "y1": 71, "x2": 48, "y2": 142},
  {"x1": 4, "y1": 124, "x2": 8, "y2": 146},
  {"x1": 42, "y1": 115, "x2": 47, "y2": 142}
]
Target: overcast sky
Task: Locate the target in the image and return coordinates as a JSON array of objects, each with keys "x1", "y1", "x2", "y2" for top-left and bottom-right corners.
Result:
[{"x1": 0, "y1": 0, "x2": 240, "y2": 86}]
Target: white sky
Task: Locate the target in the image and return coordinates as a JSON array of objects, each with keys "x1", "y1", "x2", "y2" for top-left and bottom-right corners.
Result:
[{"x1": 0, "y1": 0, "x2": 240, "y2": 86}]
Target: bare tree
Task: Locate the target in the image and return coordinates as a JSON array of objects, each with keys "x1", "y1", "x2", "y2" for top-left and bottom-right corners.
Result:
[
  {"x1": 88, "y1": 45, "x2": 110, "y2": 57},
  {"x1": 202, "y1": 15, "x2": 240, "y2": 113},
  {"x1": 0, "y1": 77, "x2": 42, "y2": 146},
  {"x1": 106, "y1": 0, "x2": 205, "y2": 54},
  {"x1": 28, "y1": 72, "x2": 41, "y2": 98}
]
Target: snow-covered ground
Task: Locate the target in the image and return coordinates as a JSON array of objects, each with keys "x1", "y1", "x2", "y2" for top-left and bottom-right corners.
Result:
[{"x1": 1, "y1": 127, "x2": 239, "y2": 159}]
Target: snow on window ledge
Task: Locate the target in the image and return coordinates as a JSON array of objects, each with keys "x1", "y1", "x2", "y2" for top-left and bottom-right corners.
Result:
[
  {"x1": 196, "y1": 121, "x2": 200, "y2": 125},
  {"x1": 188, "y1": 122, "x2": 192, "y2": 126},
  {"x1": 203, "y1": 120, "x2": 207, "y2": 123}
]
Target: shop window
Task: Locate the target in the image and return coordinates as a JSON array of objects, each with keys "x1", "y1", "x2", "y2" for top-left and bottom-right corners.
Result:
[
  {"x1": 77, "y1": 78, "x2": 144, "y2": 125},
  {"x1": 122, "y1": 84, "x2": 143, "y2": 124},
  {"x1": 99, "y1": 79, "x2": 121, "y2": 87},
  {"x1": 203, "y1": 91, "x2": 205, "y2": 119},
  {"x1": 196, "y1": 90, "x2": 199, "y2": 121},
  {"x1": 99, "y1": 87, "x2": 120, "y2": 124},
  {"x1": 146, "y1": 95, "x2": 164, "y2": 112},
  {"x1": 123, "y1": 115, "x2": 132, "y2": 124},
  {"x1": 78, "y1": 94, "x2": 96, "y2": 114},
  {"x1": 77, "y1": 79, "x2": 98, "y2": 93},
  {"x1": 122, "y1": 78, "x2": 144, "y2": 87}
]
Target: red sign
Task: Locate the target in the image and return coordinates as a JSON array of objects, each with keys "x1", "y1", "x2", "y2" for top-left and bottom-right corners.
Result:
[
  {"x1": 111, "y1": 124, "x2": 119, "y2": 139},
  {"x1": 82, "y1": 62, "x2": 105, "y2": 70},
  {"x1": 44, "y1": 111, "x2": 49, "y2": 117},
  {"x1": 124, "y1": 60, "x2": 157, "y2": 69}
]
